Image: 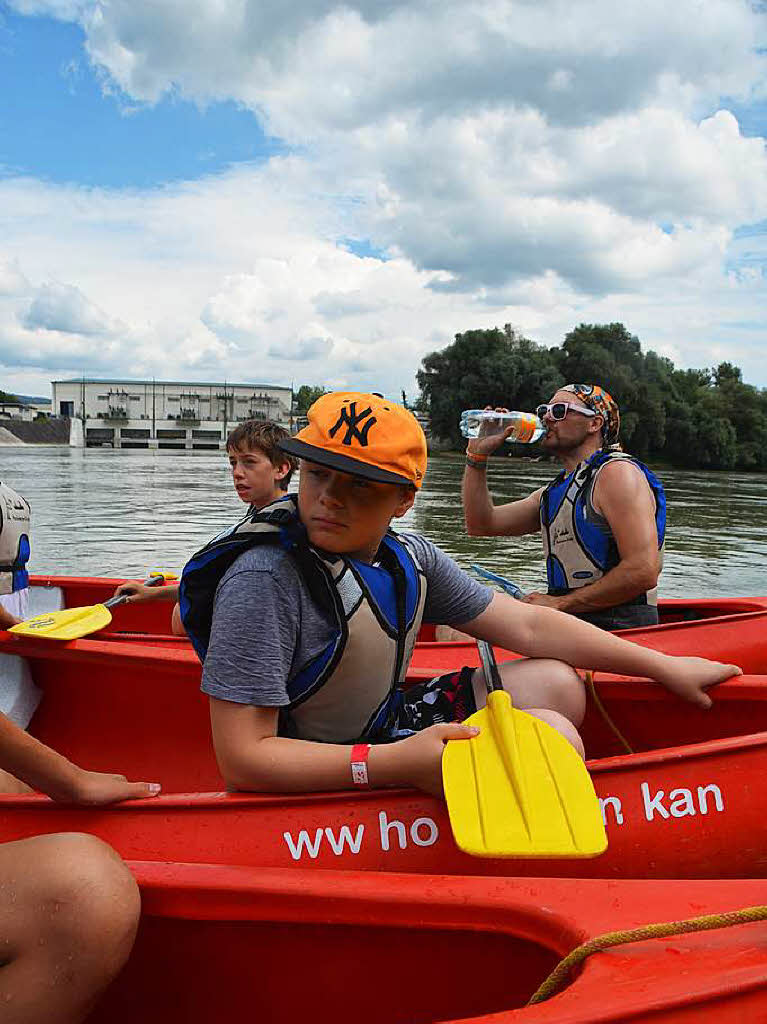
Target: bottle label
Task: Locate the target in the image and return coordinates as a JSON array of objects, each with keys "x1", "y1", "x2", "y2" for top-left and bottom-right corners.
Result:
[{"x1": 514, "y1": 414, "x2": 537, "y2": 443}]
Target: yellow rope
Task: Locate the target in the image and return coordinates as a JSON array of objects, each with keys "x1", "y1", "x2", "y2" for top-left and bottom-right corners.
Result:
[
  {"x1": 584, "y1": 669, "x2": 634, "y2": 755},
  {"x1": 528, "y1": 903, "x2": 767, "y2": 1005}
]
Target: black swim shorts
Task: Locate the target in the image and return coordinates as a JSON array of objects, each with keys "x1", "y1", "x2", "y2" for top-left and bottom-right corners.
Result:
[{"x1": 384, "y1": 666, "x2": 477, "y2": 737}]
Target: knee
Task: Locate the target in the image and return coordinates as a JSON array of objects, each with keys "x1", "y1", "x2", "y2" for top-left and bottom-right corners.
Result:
[
  {"x1": 32, "y1": 833, "x2": 140, "y2": 961},
  {"x1": 529, "y1": 709, "x2": 585, "y2": 759},
  {"x1": 538, "y1": 661, "x2": 586, "y2": 726}
]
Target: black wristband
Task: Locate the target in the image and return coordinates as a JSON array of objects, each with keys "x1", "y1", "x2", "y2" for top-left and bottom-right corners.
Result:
[{"x1": 465, "y1": 456, "x2": 488, "y2": 470}]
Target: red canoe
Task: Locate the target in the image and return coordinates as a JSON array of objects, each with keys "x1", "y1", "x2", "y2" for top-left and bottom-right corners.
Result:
[
  {"x1": 28, "y1": 574, "x2": 767, "y2": 672},
  {"x1": 4, "y1": 629, "x2": 767, "y2": 878},
  {"x1": 93, "y1": 865, "x2": 767, "y2": 1023}
]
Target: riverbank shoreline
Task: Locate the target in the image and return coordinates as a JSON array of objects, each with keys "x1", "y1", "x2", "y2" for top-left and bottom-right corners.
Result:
[{"x1": 431, "y1": 447, "x2": 759, "y2": 474}]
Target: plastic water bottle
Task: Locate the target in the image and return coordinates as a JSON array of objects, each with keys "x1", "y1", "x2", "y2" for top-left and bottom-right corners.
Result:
[{"x1": 460, "y1": 409, "x2": 544, "y2": 444}]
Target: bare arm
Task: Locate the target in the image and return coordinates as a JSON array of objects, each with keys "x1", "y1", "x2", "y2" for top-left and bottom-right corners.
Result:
[
  {"x1": 209, "y1": 698, "x2": 476, "y2": 798},
  {"x1": 171, "y1": 602, "x2": 187, "y2": 635},
  {"x1": 528, "y1": 461, "x2": 661, "y2": 614},
  {"x1": 113, "y1": 581, "x2": 180, "y2": 603},
  {"x1": 462, "y1": 415, "x2": 543, "y2": 537},
  {"x1": 456, "y1": 591, "x2": 740, "y2": 708},
  {"x1": 462, "y1": 463, "x2": 543, "y2": 537},
  {"x1": 0, "y1": 713, "x2": 160, "y2": 804}
]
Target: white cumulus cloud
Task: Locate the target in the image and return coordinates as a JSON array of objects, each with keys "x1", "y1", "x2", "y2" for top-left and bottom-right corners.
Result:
[
  {"x1": 2, "y1": 0, "x2": 767, "y2": 393},
  {"x1": 23, "y1": 281, "x2": 120, "y2": 336}
]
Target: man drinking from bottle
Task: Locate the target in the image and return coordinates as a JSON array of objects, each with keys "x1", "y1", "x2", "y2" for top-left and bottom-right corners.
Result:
[{"x1": 462, "y1": 384, "x2": 666, "y2": 631}]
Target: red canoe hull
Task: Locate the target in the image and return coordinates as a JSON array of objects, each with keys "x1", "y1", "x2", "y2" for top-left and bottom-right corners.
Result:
[
  {"x1": 30, "y1": 576, "x2": 767, "y2": 674},
  {"x1": 4, "y1": 631, "x2": 767, "y2": 878},
  {"x1": 92, "y1": 866, "x2": 767, "y2": 1023}
]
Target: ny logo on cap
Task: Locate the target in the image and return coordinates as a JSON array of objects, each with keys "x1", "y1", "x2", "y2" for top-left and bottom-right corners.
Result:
[{"x1": 329, "y1": 402, "x2": 377, "y2": 447}]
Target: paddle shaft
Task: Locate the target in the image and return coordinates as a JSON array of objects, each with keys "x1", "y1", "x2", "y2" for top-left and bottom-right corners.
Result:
[
  {"x1": 8, "y1": 572, "x2": 179, "y2": 641},
  {"x1": 470, "y1": 565, "x2": 526, "y2": 601},
  {"x1": 477, "y1": 639, "x2": 504, "y2": 694},
  {"x1": 103, "y1": 574, "x2": 169, "y2": 610}
]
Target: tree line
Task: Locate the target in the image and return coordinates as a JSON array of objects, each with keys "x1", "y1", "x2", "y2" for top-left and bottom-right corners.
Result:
[{"x1": 415, "y1": 322, "x2": 767, "y2": 470}]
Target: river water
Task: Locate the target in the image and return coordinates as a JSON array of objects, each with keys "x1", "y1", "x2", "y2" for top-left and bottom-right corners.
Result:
[{"x1": 3, "y1": 446, "x2": 767, "y2": 596}]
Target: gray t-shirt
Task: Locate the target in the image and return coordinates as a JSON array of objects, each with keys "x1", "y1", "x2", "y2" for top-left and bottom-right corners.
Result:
[{"x1": 201, "y1": 532, "x2": 492, "y2": 716}]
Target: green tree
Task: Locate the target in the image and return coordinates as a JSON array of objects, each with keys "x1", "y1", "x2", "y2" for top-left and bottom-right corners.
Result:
[
  {"x1": 708, "y1": 362, "x2": 767, "y2": 469},
  {"x1": 293, "y1": 385, "x2": 327, "y2": 416},
  {"x1": 713, "y1": 362, "x2": 742, "y2": 387},
  {"x1": 689, "y1": 403, "x2": 738, "y2": 469},
  {"x1": 416, "y1": 320, "x2": 764, "y2": 470},
  {"x1": 534, "y1": 323, "x2": 656, "y2": 451},
  {"x1": 559, "y1": 324, "x2": 644, "y2": 400},
  {"x1": 417, "y1": 324, "x2": 560, "y2": 446}
]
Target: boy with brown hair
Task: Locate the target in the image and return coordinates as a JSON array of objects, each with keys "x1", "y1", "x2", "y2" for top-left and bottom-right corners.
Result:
[
  {"x1": 181, "y1": 392, "x2": 739, "y2": 799},
  {"x1": 225, "y1": 418, "x2": 297, "y2": 506},
  {"x1": 115, "y1": 419, "x2": 297, "y2": 608}
]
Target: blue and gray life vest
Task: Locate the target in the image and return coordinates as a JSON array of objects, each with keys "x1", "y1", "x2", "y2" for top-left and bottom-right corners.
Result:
[
  {"x1": 540, "y1": 450, "x2": 666, "y2": 607},
  {"x1": 0, "y1": 482, "x2": 30, "y2": 596},
  {"x1": 179, "y1": 495, "x2": 427, "y2": 742}
]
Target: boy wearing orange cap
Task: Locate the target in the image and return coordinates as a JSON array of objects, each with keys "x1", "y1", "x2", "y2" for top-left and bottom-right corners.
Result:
[{"x1": 181, "y1": 392, "x2": 738, "y2": 799}]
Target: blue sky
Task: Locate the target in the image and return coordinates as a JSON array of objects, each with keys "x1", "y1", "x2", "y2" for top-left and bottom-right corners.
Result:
[
  {"x1": 0, "y1": 0, "x2": 766, "y2": 398},
  {"x1": 0, "y1": 9, "x2": 281, "y2": 187}
]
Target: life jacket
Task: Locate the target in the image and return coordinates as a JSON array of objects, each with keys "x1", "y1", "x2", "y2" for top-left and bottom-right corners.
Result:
[
  {"x1": 0, "y1": 483, "x2": 30, "y2": 596},
  {"x1": 179, "y1": 495, "x2": 427, "y2": 743},
  {"x1": 540, "y1": 450, "x2": 666, "y2": 607}
]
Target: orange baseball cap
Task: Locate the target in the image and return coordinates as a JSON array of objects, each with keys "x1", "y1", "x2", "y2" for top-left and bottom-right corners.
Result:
[{"x1": 280, "y1": 391, "x2": 427, "y2": 488}]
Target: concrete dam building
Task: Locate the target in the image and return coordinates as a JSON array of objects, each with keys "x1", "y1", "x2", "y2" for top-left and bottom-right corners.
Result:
[{"x1": 52, "y1": 379, "x2": 293, "y2": 449}]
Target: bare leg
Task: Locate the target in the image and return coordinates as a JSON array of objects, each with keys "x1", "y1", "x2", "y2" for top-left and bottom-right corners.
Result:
[
  {"x1": 434, "y1": 624, "x2": 473, "y2": 643},
  {"x1": 470, "y1": 658, "x2": 586, "y2": 755},
  {"x1": 0, "y1": 833, "x2": 140, "y2": 1023},
  {"x1": 484, "y1": 658, "x2": 587, "y2": 726},
  {"x1": 521, "y1": 708, "x2": 585, "y2": 759}
]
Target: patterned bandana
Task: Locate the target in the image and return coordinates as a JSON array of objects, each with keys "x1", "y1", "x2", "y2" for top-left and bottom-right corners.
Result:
[{"x1": 560, "y1": 384, "x2": 620, "y2": 446}]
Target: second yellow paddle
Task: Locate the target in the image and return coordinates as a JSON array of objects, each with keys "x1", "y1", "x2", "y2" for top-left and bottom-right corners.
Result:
[
  {"x1": 8, "y1": 571, "x2": 178, "y2": 641},
  {"x1": 442, "y1": 640, "x2": 607, "y2": 858}
]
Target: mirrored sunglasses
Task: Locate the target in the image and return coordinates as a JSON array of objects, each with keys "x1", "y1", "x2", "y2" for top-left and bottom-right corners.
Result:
[{"x1": 535, "y1": 402, "x2": 597, "y2": 422}]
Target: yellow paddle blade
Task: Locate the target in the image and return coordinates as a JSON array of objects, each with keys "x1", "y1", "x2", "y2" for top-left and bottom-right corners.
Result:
[
  {"x1": 8, "y1": 603, "x2": 113, "y2": 641},
  {"x1": 442, "y1": 691, "x2": 607, "y2": 858},
  {"x1": 149, "y1": 570, "x2": 179, "y2": 581}
]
